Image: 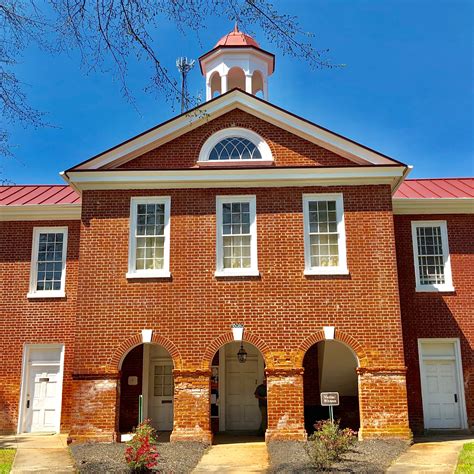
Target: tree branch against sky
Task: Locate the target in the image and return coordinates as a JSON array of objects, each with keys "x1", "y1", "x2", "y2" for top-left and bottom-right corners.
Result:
[{"x1": 0, "y1": 0, "x2": 337, "y2": 172}]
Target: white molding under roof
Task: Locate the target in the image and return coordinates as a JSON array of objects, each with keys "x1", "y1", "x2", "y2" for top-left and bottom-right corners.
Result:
[
  {"x1": 64, "y1": 166, "x2": 406, "y2": 191},
  {"x1": 66, "y1": 90, "x2": 402, "y2": 172},
  {"x1": 393, "y1": 198, "x2": 474, "y2": 215},
  {"x1": 0, "y1": 204, "x2": 81, "y2": 221}
]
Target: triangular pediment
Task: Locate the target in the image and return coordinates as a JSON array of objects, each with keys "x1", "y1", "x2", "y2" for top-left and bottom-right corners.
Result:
[{"x1": 65, "y1": 89, "x2": 405, "y2": 173}]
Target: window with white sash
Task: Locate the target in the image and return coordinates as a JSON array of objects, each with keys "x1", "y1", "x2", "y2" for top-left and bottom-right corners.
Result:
[
  {"x1": 28, "y1": 227, "x2": 68, "y2": 298},
  {"x1": 303, "y1": 194, "x2": 348, "y2": 275},
  {"x1": 127, "y1": 197, "x2": 171, "y2": 278},
  {"x1": 411, "y1": 221, "x2": 453, "y2": 292},
  {"x1": 216, "y1": 195, "x2": 258, "y2": 277}
]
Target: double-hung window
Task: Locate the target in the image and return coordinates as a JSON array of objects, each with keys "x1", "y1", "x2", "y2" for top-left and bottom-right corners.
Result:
[
  {"x1": 303, "y1": 193, "x2": 348, "y2": 275},
  {"x1": 28, "y1": 227, "x2": 68, "y2": 298},
  {"x1": 216, "y1": 195, "x2": 258, "y2": 276},
  {"x1": 127, "y1": 197, "x2": 171, "y2": 278},
  {"x1": 411, "y1": 221, "x2": 454, "y2": 292}
]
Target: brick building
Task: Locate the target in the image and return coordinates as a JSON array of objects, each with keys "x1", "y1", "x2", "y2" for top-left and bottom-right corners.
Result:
[{"x1": 1, "y1": 27, "x2": 472, "y2": 443}]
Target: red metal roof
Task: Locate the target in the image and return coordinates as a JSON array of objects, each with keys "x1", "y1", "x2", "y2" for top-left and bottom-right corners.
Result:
[
  {"x1": 0, "y1": 185, "x2": 81, "y2": 206},
  {"x1": 215, "y1": 24, "x2": 260, "y2": 48},
  {"x1": 1, "y1": 179, "x2": 472, "y2": 207},
  {"x1": 395, "y1": 178, "x2": 474, "y2": 199}
]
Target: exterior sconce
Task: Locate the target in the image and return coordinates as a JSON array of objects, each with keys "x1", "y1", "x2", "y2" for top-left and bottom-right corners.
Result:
[
  {"x1": 141, "y1": 329, "x2": 153, "y2": 344},
  {"x1": 323, "y1": 326, "x2": 335, "y2": 340},
  {"x1": 237, "y1": 342, "x2": 247, "y2": 363},
  {"x1": 231, "y1": 323, "x2": 244, "y2": 341}
]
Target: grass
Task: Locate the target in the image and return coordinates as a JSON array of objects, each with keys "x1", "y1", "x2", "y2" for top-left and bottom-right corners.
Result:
[
  {"x1": 0, "y1": 449, "x2": 16, "y2": 474},
  {"x1": 456, "y1": 442, "x2": 474, "y2": 474}
]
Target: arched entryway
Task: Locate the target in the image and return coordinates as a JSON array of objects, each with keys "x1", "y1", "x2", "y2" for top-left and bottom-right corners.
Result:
[
  {"x1": 209, "y1": 341, "x2": 266, "y2": 435},
  {"x1": 303, "y1": 340, "x2": 360, "y2": 433},
  {"x1": 119, "y1": 343, "x2": 174, "y2": 434}
]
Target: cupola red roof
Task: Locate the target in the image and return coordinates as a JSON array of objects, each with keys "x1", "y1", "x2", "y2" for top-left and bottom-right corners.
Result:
[{"x1": 215, "y1": 24, "x2": 260, "y2": 48}]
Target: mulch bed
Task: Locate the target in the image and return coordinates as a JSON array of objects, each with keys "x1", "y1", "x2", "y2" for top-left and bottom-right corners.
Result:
[
  {"x1": 70, "y1": 441, "x2": 207, "y2": 473},
  {"x1": 268, "y1": 439, "x2": 410, "y2": 473}
]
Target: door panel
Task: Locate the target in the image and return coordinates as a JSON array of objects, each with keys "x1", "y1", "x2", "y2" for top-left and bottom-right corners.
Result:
[
  {"x1": 225, "y1": 358, "x2": 260, "y2": 430},
  {"x1": 422, "y1": 359, "x2": 461, "y2": 429},
  {"x1": 148, "y1": 362, "x2": 173, "y2": 431},
  {"x1": 26, "y1": 367, "x2": 60, "y2": 432}
]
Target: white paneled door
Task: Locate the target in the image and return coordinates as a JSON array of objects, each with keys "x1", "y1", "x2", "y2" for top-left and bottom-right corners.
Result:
[
  {"x1": 148, "y1": 361, "x2": 173, "y2": 431},
  {"x1": 225, "y1": 358, "x2": 260, "y2": 431},
  {"x1": 419, "y1": 339, "x2": 467, "y2": 430},
  {"x1": 26, "y1": 366, "x2": 61, "y2": 432}
]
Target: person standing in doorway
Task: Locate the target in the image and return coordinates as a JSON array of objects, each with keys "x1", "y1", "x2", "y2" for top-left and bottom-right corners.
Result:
[{"x1": 254, "y1": 377, "x2": 267, "y2": 436}]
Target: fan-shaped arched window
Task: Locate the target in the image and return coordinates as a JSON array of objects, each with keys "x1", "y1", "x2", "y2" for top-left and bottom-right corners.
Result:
[
  {"x1": 209, "y1": 137, "x2": 262, "y2": 161},
  {"x1": 198, "y1": 128, "x2": 273, "y2": 165}
]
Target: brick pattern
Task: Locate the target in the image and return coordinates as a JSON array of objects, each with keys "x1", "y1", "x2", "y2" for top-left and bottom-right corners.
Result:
[
  {"x1": 115, "y1": 109, "x2": 354, "y2": 169},
  {"x1": 0, "y1": 220, "x2": 80, "y2": 434},
  {"x1": 394, "y1": 214, "x2": 474, "y2": 433}
]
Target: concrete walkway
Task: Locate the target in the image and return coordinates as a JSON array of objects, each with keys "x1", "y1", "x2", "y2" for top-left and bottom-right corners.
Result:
[
  {"x1": 0, "y1": 433, "x2": 75, "y2": 473},
  {"x1": 193, "y1": 439, "x2": 268, "y2": 473},
  {"x1": 388, "y1": 435, "x2": 473, "y2": 473}
]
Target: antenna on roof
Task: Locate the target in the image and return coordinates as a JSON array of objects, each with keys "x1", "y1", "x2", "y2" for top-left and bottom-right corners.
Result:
[{"x1": 176, "y1": 57, "x2": 195, "y2": 113}]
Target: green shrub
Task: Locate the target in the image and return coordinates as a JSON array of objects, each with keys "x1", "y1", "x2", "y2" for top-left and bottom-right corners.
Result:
[
  {"x1": 125, "y1": 419, "x2": 159, "y2": 472},
  {"x1": 305, "y1": 419, "x2": 357, "y2": 470}
]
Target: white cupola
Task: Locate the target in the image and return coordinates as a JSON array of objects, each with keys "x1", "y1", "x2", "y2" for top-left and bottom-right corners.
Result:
[{"x1": 199, "y1": 24, "x2": 275, "y2": 101}]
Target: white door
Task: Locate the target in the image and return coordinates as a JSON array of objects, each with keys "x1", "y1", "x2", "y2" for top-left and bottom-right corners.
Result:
[
  {"x1": 226, "y1": 358, "x2": 260, "y2": 430},
  {"x1": 148, "y1": 362, "x2": 173, "y2": 431},
  {"x1": 25, "y1": 366, "x2": 61, "y2": 432},
  {"x1": 421, "y1": 360, "x2": 461, "y2": 429}
]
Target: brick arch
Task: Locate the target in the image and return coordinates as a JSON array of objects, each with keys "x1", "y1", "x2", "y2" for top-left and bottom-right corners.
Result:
[
  {"x1": 200, "y1": 331, "x2": 272, "y2": 370},
  {"x1": 296, "y1": 329, "x2": 368, "y2": 368},
  {"x1": 109, "y1": 333, "x2": 183, "y2": 371}
]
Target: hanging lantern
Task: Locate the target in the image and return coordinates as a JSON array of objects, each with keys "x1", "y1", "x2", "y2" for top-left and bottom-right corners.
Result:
[{"x1": 237, "y1": 342, "x2": 247, "y2": 363}]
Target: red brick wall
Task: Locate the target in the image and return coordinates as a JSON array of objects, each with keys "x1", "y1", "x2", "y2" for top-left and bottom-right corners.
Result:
[
  {"x1": 394, "y1": 214, "x2": 474, "y2": 433},
  {"x1": 0, "y1": 220, "x2": 80, "y2": 434},
  {"x1": 395, "y1": 214, "x2": 474, "y2": 432},
  {"x1": 115, "y1": 109, "x2": 354, "y2": 169}
]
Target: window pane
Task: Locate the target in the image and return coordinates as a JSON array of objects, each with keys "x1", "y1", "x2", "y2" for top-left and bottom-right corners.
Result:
[
  {"x1": 135, "y1": 203, "x2": 166, "y2": 271},
  {"x1": 36, "y1": 232, "x2": 64, "y2": 291},
  {"x1": 416, "y1": 226, "x2": 445, "y2": 285},
  {"x1": 308, "y1": 200, "x2": 339, "y2": 268},
  {"x1": 209, "y1": 137, "x2": 262, "y2": 160}
]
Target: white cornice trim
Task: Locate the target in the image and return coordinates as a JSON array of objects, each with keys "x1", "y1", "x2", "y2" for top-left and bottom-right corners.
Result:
[
  {"x1": 65, "y1": 166, "x2": 406, "y2": 191},
  {"x1": 393, "y1": 198, "x2": 474, "y2": 215},
  {"x1": 68, "y1": 91, "x2": 401, "y2": 171},
  {"x1": 0, "y1": 204, "x2": 81, "y2": 221}
]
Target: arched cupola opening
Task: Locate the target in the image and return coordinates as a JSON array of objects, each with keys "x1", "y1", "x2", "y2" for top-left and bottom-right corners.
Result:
[
  {"x1": 252, "y1": 70, "x2": 264, "y2": 97},
  {"x1": 227, "y1": 67, "x2": 246, "y2": 91},
  {"x1": 210, "y1": 71, "x2": 222, "y2": 97}
]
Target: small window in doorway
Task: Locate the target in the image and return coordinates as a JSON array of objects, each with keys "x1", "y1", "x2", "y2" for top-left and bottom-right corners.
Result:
[{"x1": 153, "y1": 365, "x2": 173, "y2": 397}]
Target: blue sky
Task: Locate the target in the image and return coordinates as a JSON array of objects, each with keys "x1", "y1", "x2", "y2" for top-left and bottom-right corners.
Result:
[{"x1": 3, "y1": 0, "x2": 473, "y2": 184}]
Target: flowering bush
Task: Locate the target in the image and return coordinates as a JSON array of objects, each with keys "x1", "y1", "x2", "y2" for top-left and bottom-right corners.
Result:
[
  {"x1": 125, "y1": 419, "x2": 160, "y2": 472},
  {"x1": 305, "y1": 419, "x2": 357, "y2": 470}
]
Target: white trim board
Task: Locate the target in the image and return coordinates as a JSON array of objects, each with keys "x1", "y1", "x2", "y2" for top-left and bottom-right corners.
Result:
[
  {"x1": 417, "y1": 338, "x2": 468, "y2": 430},
  {"x1": 65, "y1": 90, "x2": 403, "y2": 171},
  {"x1": 17, "y1": 344, "x2": 65, "y2": 434},
  {"x1": 0, "y1": 204, "x2": 81, "y2": 221},
  {"x1": 64, "y1": 166, "x2": 406, "y2": 191},
  {"x1": 393, "y1": 198, "x2": 474, "y2": 215}
]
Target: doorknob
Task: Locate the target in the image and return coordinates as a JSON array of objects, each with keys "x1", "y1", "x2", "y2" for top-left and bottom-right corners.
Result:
[{"x1": 454, "y1": 394, "x2": 458, "y2": 403}]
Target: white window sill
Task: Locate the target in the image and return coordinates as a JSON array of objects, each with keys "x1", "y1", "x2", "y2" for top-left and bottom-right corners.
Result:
[
  {"x1": 27, "y1": 291, "x2": 66, "y2": 299},
  {"x1": 415, "y1": 285, "x2": 455, "y2": 293},
  {"x1": 304, "y1": 267, "x2": 349, "y2": 276},
  {"x1": 197, "y1": 160, "x2": 274, "y2": 168},
  {"x1": 126, "y1": 271, "x2": 171, "y2": 279},
  {"x1": 214, "y1": 269, "x2": 260, "y2": 278}
]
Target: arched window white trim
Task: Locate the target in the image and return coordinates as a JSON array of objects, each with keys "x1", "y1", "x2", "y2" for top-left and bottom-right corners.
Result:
[{"x1": 198, "y1": 128, "x2": 273, "y2": 165}]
